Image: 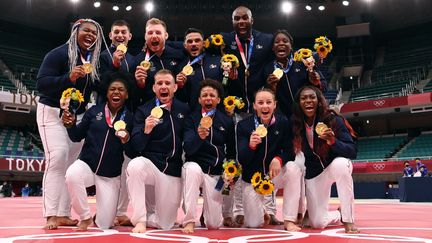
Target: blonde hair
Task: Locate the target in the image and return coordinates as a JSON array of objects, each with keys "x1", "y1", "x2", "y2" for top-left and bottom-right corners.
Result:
[
  {"x1": 67, "y1": 18, "x2": 111, "y2": 83},
  {"x1": 145, "y1": 18, "x2": 167, "y2": 32}
]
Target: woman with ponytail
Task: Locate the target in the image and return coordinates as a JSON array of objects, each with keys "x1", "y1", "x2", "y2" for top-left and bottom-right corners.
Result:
[
  {"x1": 291, "y1": 85, "x2": 359, "y2": 233},
  {"x1": 36, "y1": 18, "x2": 109, "y2": 229}
]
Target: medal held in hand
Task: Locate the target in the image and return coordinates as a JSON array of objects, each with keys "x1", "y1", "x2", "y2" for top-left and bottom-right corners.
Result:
[
  {"x1": 140, "y1": 60, "x2": 151, "y2": 71},
  {"x1": 273, "y1": 68, "x2": 284, "y2": 79},
  {"x1": 200, "y1": 116, "x2": 213, "y2": 129},
  {"x1": 114, "y1": 120, "x2": 126, "y2": 131},
  {"x1": 255, "y1": 124, "x2": 268, "y2": 138},
  {"x1": 182, "y1": 65, "x2": 193, "y2": 76},
  {"x1": 116, "y1": 44, "x2": 127, "y2": 53},
  {"x1": 150, "y1": 106, "x2": 163, "y2": 118},
  {"x1": 114, "y1": 120, "x2": 127, "y2": 138},
  {"x1": 82, "y1": 63, "x2": 93, "y2": 74},
  {"x1": 315, "y1": 122, "x2": 328, "y2": 136}
]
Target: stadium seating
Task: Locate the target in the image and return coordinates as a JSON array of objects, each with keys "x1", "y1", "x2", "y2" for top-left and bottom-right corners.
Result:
[
  {"x1": 350, "y1": 76, "x2": 413, "y2": 100},
  {"x1": 0, "y1": 74, "x2": 17, "y2": 92},
  {"x1": 354, "y1": 135, "x2": 407, "y2": 162},
  {"x1": 396, "y1": 133, "x2": 432, "y2": 159},
  {"x1": 350, "y1": 33, "x2": 432, "y2": 101},
  {"x1": 423, "y1": 80, "x2": 432, "y2": 92},
  {"x1": 0, "y1": 127, "x2": 44, "y2": 158}
]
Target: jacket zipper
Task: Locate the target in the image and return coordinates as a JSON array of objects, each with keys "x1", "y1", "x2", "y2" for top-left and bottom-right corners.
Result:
[
  {"x1": 162, "y1": 113, "x2": 176, "y2": 173},
  {"x1": 95, "y1": 130, "x2": 110, "y2": 174},
  {"x1": 208, "y1": 126, "x2": 219, "y2": 174}
]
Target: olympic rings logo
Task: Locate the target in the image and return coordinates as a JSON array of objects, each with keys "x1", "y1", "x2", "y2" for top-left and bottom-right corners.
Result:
[
  {"x1": 372, "y1": 163, "x2": 386, "y2": 171},
  {"x1": 373, "y1": 100, "x2": 386, "y2": 107}
]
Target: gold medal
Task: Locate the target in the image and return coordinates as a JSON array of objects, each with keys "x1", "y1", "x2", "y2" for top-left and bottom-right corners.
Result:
[
  {"x1": 150, "y1": 106, "x2": 163, "y2": 118},
  {"x1": 273, "y1": 68, "x2": 284, "y2": 79},
  {"x1": 113, "y1": 120, "x2": 126, "y2": 131},
  {"x1": 116, "y1": 44, "x2": 127, "y2": 53},
  {"x1": 200, "y1": 116, "x2": 213, "y2": 129},
  {"x1": 82, "y1": 63, "x2": 93, "y2": 74},
  {"x1": 182, "y1": 65, "x2": 193, "y2": 76},
  {"x1": 140, "y1": 60, "x2": 152, "y2": 71},
  {"x1": 255, "y1": 124, "x2": 268, "y2": 138},
  {"x1": 315, "y1": 122, "x2": 328, "y2": 136},
  {"x1": 245, "y1": 68, "x2": 250, "y2": 77}
]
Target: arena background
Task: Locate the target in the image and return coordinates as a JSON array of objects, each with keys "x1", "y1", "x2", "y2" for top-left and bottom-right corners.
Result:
[{"x1": 0, "y1": 0, "x2": 432, "y2": 200}]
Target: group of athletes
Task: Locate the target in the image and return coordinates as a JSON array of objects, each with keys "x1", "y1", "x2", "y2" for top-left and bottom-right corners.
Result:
[{"x1": 35, "y1": 5, "x2": 359, "y2": 235}]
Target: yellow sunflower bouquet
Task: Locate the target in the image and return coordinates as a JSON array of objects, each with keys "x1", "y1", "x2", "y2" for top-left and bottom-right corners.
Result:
[
  {"x1": 60, "y1": 88, "x2": 84, "y2": 113},
  {"x1": 223, "y1": 96, "x2": 245, "y2": 113},
  {"x1": 314, "y1": 36, "x2": 333, "y2": 61},
  {"x1": 294, "y1": 48, "x2": 315, "y2": 72},
  {"x1": 251, "y1": 172, "x2": 275, "y2": 195},
  {"x1": 215, "y1": 159, "x2": 242, "y2": 195},
  {"x1": 221, "y1": 54, "x2": 240, "y2": 86},
  {"x1": 204, "y1": 34, "x2": 225, "y2": 56}
]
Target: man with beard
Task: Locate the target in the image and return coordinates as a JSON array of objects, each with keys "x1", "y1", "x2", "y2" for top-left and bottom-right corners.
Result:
[
  {"x1": 127, "y1": 69, "x2": 190, "y2": 233},
  {"x1": 175, "y1": 28, "x2": 223, "y2": 112},
  {"x1": 221, "y1": 6, "x2": 273, "y2": 114},
  {"x1": 134, "y1": 18, "x2": 183, "y2": 108}
]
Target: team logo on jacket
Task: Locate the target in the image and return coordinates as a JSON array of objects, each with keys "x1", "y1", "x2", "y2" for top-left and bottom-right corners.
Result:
[
  {"x1": 295, "y1": 68, "x2": 301, "y2": 72},
  {"x1": 209, "y1": 64, "x2": 217, "y2": 69},
  {"x1": 177, "y1": 113, "x2": 184, "y2": 119},
  {"x1": 219, "y1": 126, "x2": 225, "y2": 131},
  {"x1": 96, "y1": 112, "x2": 103, "y2": 120},
  {"x1": 256, "y1": 44, "x2": 263, "y2": 49},
  {"x1": 274, "y1": 130, "x2": 279, "y2": 135},
  {"x1": 231, "y1": 41, "x2": 237, "y2": 50},
  {"x1": 170, "y1": 60, "x2": 177, "y2": 66},
  {"x1": 150, "y1": 62, "x2": 156, "y2": 72}
]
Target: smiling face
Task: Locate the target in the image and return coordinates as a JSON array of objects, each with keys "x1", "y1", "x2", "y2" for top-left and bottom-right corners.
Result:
[
  {"x1": 184, "y1": 32, "x2": 204, "y2": 57},
  {"x1": 253, "y1": 90, "x2": 276, "y2": 124},
  {"x1": 272, "y1": 32, "x2": 292, "y2": 61},
  {"x1": 77, "y1": 22, "x2": 98, "y2": 51},
  {"x1": 299, "y1": 88, "x2": 318, "y2": 123},
  {"x1": 232, "y1": 7, "x2": 253, "y2": 39},
  {"x1": 106, "y1": 80, "x2": 128, "y2": 113},
  {"x1": 109, "y1": 25, "x2": 132, "y2": 47},
  {"x1": 153, "y1": 73, "x2": 177, "y2": 104},
  {"x1": 145, "y1": 23, "x2": 168, "y2": 54},
  {"x1": 198, "y1": 86, "x2": 220, "y2": 111}
]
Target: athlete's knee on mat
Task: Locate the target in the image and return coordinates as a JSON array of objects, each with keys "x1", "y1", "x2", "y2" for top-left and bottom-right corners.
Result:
[
  {"x1": 244, "y1": 215, "x2": 264, "y2": 228},
  {"x1": 205, "y1": 217, "x2": 222, "y2": 230},
  {"x1": 158, "y1": 220, "x2": 175, "y2": 230},
  {"x1": 96, "y1": 220, "x2": 113, "y2": 230},
  {"x1": 308, "y1": 217, "x2": 327, "y2": 229}
]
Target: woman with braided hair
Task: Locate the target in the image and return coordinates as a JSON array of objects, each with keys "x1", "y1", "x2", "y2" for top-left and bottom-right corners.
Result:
[{"x1": 36, "y1": 18, "x2": 109, "y2": 229}]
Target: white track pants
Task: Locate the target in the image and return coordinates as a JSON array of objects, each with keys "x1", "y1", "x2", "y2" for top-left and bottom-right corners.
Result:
[
  {"x1": 242, "y1": 162, "x2": 302, "y2": 228},
  {"x1": 116, "y1": 154, "x2": 131, "y2": 216},
  {"x1": 65, "y1": 160, "x2": 120, "y2": 229},
  {"x1": 305, "y1": 157, "x2": 355, "y2": 229},
  {"x1": 37, "y1": 103, "x2": 83, "y2": 218},
  {"x1": 181, "y1": 162, "x2": 223, "y2": 229},
  {"x1": 127, "y1": 156, "x2": 182, "y2": 230}
]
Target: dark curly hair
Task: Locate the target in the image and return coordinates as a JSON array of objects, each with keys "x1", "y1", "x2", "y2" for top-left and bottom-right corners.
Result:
[{"x1": 292, "y1": 86, "x2": 356, "y2": 158}]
